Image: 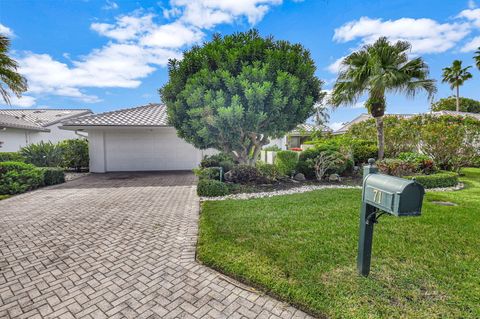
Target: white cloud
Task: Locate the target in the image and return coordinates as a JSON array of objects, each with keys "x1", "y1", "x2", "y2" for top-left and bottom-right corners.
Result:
[
  {"x1": 0, "y1": 23, "x2": 13, "y2": 37},
  {"x1": 17, "y1": 0, "x2": 290, "y2": 103},
  {"x1": 169, "y1": 0, "x2": 283, "y2": 28},
  {"x1": 326, "y1": 56, "x2": 346, "y2": 74},
  {"x1": 458, "y1": 8, "x2": 480, "y2": 27},
  {"x1": 461, "y1": 35, "x2": 480, "y2": 51},
  {"x1": 102, "y1": 0, "x2": 118, "y2": 10},
  {"x1": 1, "y1": 95, "x2": 36, "y2": 107},
  {"x1": 333, "y1": 17, "x2": 470, "y2": 54}
]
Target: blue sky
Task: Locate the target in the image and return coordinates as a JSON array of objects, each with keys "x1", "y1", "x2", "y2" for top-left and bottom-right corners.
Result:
[{"x1": 1, "y1": 0, "x2": 480, "y2": 129}]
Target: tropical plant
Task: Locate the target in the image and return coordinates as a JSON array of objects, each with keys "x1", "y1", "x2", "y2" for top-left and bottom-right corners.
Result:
[
  {"x1": 0, "y1": 34, "x2": 28, "y2": 105},
  {"x1": 431, "y1": 96, "x2": 480, "y2": 113},
  {"x1": 475, "y1": 47, "x2": 480, "y2": 71},
  {"x1": 330, "y1": 37, "x2": 436, "y2": 160},
  {"x1": 442, "y1": 60, "x2": 473, "y2": 112},
  {"x1": 59, "y1": 139, "x2": 88, "y2": 171},
  {"x1": 160, "y1": 29, "x2": 323, "y2": 165},
  {"x1": 20, "y1": 141, "x2": 63, "y2": 167}
]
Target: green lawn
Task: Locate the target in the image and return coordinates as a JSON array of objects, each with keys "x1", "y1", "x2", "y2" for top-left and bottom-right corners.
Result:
[{"x1": 198, "y1": 168, "x2": 480, "y2": 318}]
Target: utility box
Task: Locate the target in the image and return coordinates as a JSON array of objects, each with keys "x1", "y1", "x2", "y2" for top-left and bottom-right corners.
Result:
[{"x1": 363, "y1": 174, "x2": 425, "y2": 217}]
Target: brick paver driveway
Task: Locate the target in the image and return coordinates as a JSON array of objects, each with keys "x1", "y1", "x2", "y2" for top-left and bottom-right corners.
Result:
[{"x1": 0, "y1": 172, "x2": 313, "y2": 319}]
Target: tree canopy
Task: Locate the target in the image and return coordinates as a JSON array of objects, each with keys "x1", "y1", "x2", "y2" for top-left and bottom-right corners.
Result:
[
  {"x1": 0, "y1": 34, "x2": 28, "y2": 105},
  {"x1": 431, "y1": 96, "x2": 480, "y2": 113},
  {"x1": 160, "y1": 30, "x2": 322, "y2": 164}
]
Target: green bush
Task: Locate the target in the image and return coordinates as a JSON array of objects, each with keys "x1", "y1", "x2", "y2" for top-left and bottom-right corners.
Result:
[
  {"x1": 297, "y1": 146, "x2": 352, "y2": 179},
  {"x1": 224, "y1": 165, "x2": 262, "y2": 184},
  {"x1": 397, "y1": 152, "x2": 436, "y2": 174},
  {"x1": 193, "y1": 167, "x2": 221, "y2": 181},
  {"x1": 197, "y1": 179, "x2": 229, "y2": 197},
  {"x1": 431, "y1": 96, "x2": 480, "y2": 113},
  {"x1": 20, "y1": 141, "x2": 63, "y2": 167},
  {"x1": 0, "y1": 152, "x2": 25, "y2": 162},
  {"x1": 256, "y1": 162, "x2": 282, "y2": 181},
  {"x1": 275, "y1": 150, "x2": 298, "y2": 176},
  {"x1": 200, "y1": 153, "x2": 235, "y2": 172},
  {"x1": 0, "y1": 161, "x2": 43, "y2": 195},
  {"x1": 376, "y1": 159, "x2": 417, "y2": 177},
  {"x1": 312, "y1": 136, "x2": 377, "y2": 165},
  {"x1": 404, "y1": 171, "x2": 458, "y2": 189},
  {"x1": 59, "y1": 139, "x2": 89, "y2": 171},
  {"x1": 39, "y1": 167, "x2": 65, "y2": 186}
]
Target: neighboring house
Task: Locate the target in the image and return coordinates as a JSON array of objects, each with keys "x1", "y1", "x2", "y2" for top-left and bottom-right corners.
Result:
[
  {"x1": 0, "y1": 109, "x2": 92, "y2": 152},
  {"x1": 332, "y1": 111, "x2": 480, "y2": 135},
  {"x1": 60, "y1": 103, "x2": 215, "y2": 173},
  {"x1": 267, "y1": 123, "x2": 332, "y2": 150}
]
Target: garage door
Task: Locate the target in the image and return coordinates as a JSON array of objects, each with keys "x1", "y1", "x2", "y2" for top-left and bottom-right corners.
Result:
[{"x1": 104, "y1": 128, "x2": 201, "y2": 171}]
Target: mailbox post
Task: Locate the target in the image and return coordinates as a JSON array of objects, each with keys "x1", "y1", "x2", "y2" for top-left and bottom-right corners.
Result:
[{"x1": 357, "y1": 158, "x2": 425, "y2": 277}]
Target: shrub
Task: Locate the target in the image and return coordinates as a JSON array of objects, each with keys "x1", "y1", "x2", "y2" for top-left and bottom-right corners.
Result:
[
  {"x1": 197, "y1": 179, "x2": 229, "y2": 197},
  {"x1": 20, "y1": 141, "x2": 63, "y2": 167},
  {"x1": 0, "y1": 152, "x2": 25, "y2": 162},
  {"x1": 404, "y1": 171, "x2": 458, "y2": 189},
  {"x1": 256, "y1": 162, "x2": 282, "y2": 181},
  {"x1": 200, "y1": 153, "x2": 235, "y2": 172},
  {"x1": 311, "y1": 136, "x2": 377, "y2": 165},
  {"x1": 0, "y1": 161, "x2": 43, "y2": 195},
  {"x1": 193, "y1": 167, "x2": 221, "y2": 181},
  {"x1": 376, "y1": 159, "x2": 417, "y2": 177},
  {"x1": 59, "y1": 139, "x2": 89, "y2": 171},
  {"x1": 39, "y1": 167, "x2": 65, "y2": 186},
  {"x1": 431, "y1": 96, "x2": 480, "y2": 113},
  {"x1": 308, "y1": 151, "x2": 347, "y2": 181},
  {"x1": 297, "y1": 146, "x2": 352, "y2": 179},
  {"x1": 397, "y1": 152, "x2": 436, "y2": 174},
  {"x1": 275, "y1": 150, "x2": 298, "y2": 176},
  {"x1": 224, "y1": 165, "x2": 261, "y2": 184}
]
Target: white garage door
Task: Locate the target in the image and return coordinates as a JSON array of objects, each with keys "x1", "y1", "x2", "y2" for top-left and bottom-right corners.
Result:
[{"x1": 104, "y1": 128, "x2": 201, "y2": 171}]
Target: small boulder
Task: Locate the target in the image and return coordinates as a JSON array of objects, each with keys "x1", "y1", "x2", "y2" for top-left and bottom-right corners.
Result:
[
  {"x1": 294, "y1": 173, "x2": 306, "y2": 181},
  {"x1": 329, "y1": 173, "x2": 341, "y2": 182}
]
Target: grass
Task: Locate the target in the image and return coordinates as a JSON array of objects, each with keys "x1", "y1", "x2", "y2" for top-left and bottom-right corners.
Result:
[
  {"x1": 197, "y1": 168, "x2": 480, "y2": 318},
  {"x1": 0, "y1": 194, "x2": 11, "y2": 201}
]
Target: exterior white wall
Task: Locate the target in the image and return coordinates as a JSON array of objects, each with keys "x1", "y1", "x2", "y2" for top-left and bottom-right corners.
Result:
[
  {"x1": 0, "y1": 123, "x2": 82, "y2": 152},
  {"x1": 0, "y1": 128, "x2": 42, "y2": 152},
  {"x1": 30, "y1": 123, "x2": 81, "y2": 144},
  {"x1": 86, "y1": 127, "x2": 213, "y2": 173},
  {"x1": 264, "y1": 136, "x2": 287, "y2": 150}
]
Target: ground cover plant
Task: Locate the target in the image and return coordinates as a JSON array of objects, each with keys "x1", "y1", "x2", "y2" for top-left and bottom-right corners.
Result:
[{"x1": 198, "y1": 168, "x2": 480, "y2": 318}]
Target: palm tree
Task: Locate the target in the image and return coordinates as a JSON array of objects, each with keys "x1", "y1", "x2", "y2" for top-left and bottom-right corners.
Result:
[
  {"x1": 474, "y1": 47, "x2": 480, "y2": 70},
  {"x1": 330, "y1": 37, "x2": 436, "y2": 160},
  {"x1": 442, "y1": 60, "x2": 472, "y2": 112},
  {"x1": 0, "y1": 34, "x2": 28, "y2": 105}
]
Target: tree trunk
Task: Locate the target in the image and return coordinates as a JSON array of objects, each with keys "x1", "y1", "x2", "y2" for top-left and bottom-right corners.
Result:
[
  {"x1": 375, "y1": 116, "x2": 385, "y2": 160},
  {"x1": 456, "y1": 85, "x2": 460, "y2": 112}
]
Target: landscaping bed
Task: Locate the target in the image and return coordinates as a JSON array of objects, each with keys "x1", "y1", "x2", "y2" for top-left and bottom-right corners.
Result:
[{"x1": 197, "y1": 168, "x2": 480, "y2": 318}]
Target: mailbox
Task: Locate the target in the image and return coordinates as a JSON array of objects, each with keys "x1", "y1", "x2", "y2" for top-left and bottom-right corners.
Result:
[
  {"x1": 357, "y1": 159, "x2": 425, "y2": 277},
  {"x1": 363, "y1": 174, "x2": 424, "y2": 216}
]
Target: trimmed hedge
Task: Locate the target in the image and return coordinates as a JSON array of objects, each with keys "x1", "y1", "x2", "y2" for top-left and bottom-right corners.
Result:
[
  {"x1": 224, "y1": 165, "x2": 262, "y2": 184},
  {"x1": 0, "y1": 152, "x2": 25, "y2": 162},
  {"x1": 275, "y1": 150, "x2": 298, "y2": 176},
  {"x1": 197, "y1": 179, "x2": 229, "y2": 197},
  {"x1": 39, "y1": 167, "x2": 65, "y2": 186},
  {"x1": 0, "y1": 161, "x2": 44, "y2": 195},
  {"x1": 404, "y1": 171, "x2": 458, "y2": 189}
]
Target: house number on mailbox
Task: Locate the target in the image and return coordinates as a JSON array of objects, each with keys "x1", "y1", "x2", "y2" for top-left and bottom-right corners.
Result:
[{"x1": 372, "y1": 189, "x2": 382, "y2": 204}]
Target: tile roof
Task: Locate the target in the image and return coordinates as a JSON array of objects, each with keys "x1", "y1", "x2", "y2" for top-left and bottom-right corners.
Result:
[
  {"x1": 430, "y1": 110, "x2": 480, "y2": 120},
  {"x1": 0, "y1": 114, "x2": 50, "y2": 132},
  {"x1": 334, "y1": 113, "x2": 414, "y2": 134},
  {"x1": 0, "y1": 109, "x2": 92, "y2": 127},
  {"x1": 290, "y1": 123, "x2": 331, "y2": 135},
  {"x1": 62, "y1": 103, "x2": 169, "y2": 127}
]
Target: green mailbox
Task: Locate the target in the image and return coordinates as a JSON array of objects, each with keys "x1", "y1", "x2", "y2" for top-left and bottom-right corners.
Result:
[{"x1": 358, "y1": 159, "x2": 425, "y2": 277}]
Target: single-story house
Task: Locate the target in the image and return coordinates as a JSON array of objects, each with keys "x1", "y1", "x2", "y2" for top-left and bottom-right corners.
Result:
[
  {"x1": 61, "y1": 103, "x2": 215, "y2": 173},
  {"x1": 266, "y1": 123, "x2": 332, "y2": 150},
  {"x1": 0, "y1": 109, "x2": 92, "y2": 151},
  {"x1": 333, "y1": 111, "x2": 480, "y2": 135}
]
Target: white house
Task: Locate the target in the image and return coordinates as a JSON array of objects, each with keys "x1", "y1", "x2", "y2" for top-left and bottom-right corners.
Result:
[
  {"x1": 0, "y1": 109, "x2": 92, "y2": 152},
  {"x1": 60, "y1": 103, "x2": 215, "y2": 173}
]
